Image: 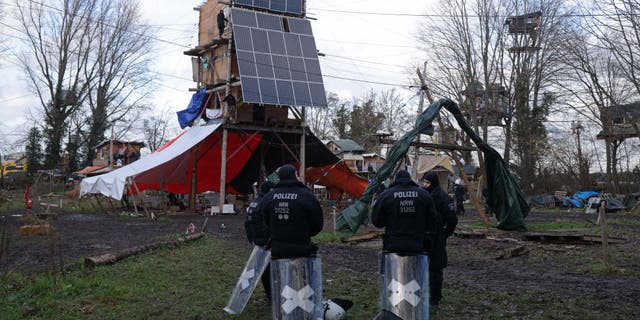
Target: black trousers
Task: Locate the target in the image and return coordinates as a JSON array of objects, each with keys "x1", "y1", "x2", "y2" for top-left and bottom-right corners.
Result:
[
  {"x1": 261, "y1": 263, "x2": 271, "y2": 299},
  {"x1": 429, "y1": 267, "x2": 443, "y2": 303}
]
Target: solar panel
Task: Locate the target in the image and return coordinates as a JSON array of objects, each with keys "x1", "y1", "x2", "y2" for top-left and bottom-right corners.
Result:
[
  {"x1": 231, "y1": 8, "x2": 327, "y2": 108},
  {"x1": 234, "y1": 0, "x2": 304, "y2": 16}
]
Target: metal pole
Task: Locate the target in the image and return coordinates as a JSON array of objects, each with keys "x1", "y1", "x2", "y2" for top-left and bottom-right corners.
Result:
[{"x1": 299, "y1": 107, "x2": 306, "y2": 182}]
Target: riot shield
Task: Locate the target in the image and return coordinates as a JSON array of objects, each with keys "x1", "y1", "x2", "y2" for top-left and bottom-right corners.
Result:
[
  {"x1": 271, "y1": 256, "x2": 324, "y2": 320},
  {"x1": 224, "y1": 246, "x2": 271, "y2": 314},
  {"x1": 379, "y1": 253, "x2": 429, "y2": 320}
]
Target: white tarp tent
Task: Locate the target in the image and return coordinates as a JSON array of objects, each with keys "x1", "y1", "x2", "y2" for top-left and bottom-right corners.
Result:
[{"x1": 80, "y1": 121, "x2": 221, "y2": 200}]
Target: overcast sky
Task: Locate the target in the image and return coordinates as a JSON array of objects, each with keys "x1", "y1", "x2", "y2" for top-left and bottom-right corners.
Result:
[{"x1": 0, "y1": 0, "x2": 436, "y2": 151}]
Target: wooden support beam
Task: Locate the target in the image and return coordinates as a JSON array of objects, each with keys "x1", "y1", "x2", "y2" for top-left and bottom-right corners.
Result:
[
  {"x1": 299, "y1": 107, "x2": 306, "y2": 181},
  {"x1": 598, "y1": 202, "x2": 611, "y2": 268},
  {"x1": 189, "y1": 145, "x2": 198, "y2": 211},
  {"x1": 219, "y1": 128, "x2": 228, "y2": 215},
  {"x1": 223, "y1": 123, "x2": 303, "y2": 134},
  {"x1": 378, "y1": 138, "x2": 477, "y2": 151},
  {"x1": 94, "y1": 195, "x2": 107, "y2": 214},
  {"x1": 126, "y1": 179, "x2": 139, "y2": 216},
  {"x1": 132, "y1": 180, "x2": 150, "y2": 217}
]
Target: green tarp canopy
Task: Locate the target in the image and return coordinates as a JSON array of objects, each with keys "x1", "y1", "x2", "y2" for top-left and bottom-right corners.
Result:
[{"x1": 335, "y1": 98, "x2": 529, "y2": 233}]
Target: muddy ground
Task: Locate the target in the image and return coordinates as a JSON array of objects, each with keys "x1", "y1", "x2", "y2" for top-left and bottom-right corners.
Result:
[{"x1": 2, "y1": 207, "x2": 640, "y2": 317}]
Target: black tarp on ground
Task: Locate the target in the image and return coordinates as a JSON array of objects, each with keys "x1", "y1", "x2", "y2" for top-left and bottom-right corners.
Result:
[{"x1": 336, "y1": 98, "x2": 529, "y2": 232}]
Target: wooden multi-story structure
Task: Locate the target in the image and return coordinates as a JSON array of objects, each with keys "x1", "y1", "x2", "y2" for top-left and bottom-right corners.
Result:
[
  {"x1": 183, "y1": 0, "x2": 327, "y2": 212},
  {"x1": 597, "y1": 102, "x2": 640, "y2": 140},
  {"x1": 92, "y1": 140, "x2": 146, "y2": 167}
]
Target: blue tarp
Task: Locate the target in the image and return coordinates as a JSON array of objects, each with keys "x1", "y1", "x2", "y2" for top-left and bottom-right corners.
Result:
[
  {"x1": 563, "y1": 196, "x2": 583, "y2": 208},
  {"x1": 177, "y1": 88, "x2": 207, "y2": 129},
  {"x1": 573, "y1": 191, "x2": 600, "y2": 201}
]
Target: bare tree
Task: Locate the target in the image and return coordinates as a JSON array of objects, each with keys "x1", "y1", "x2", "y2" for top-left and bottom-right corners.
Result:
[
  {"x1": 555, "y1": 0, "x2": 640, "y2": 192},
  {"x1": 417, "y1": 0, "x2": 511, "y2": 169},
  {"x1": 0, "y1": 5, "x2": 6, "y2": 58},
  {"x1": 509, "y1": 0, "x2": 576, "y2": 192},
  {"x1": 142, "y1": 110, "x2": 172, "y2": 152},
  {"x1": 83, "y1": 0, "x2": 154, "y2": 166},
  {"x1": 15, "y1": 0, "x2": 96, "y2": 169},
  {"x1": 373, "y1": 88, "x2": 413, "y2": 137},
  {"x1": 419, "y1": 0, "x2": 573, "y2": 193},
  {"x1": 306, "y1": 92, "x2": 343, "y2": 140}
]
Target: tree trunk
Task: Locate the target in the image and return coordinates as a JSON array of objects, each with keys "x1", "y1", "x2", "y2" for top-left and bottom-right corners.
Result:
[
  {"x1": 44, "y1": 105, "x2": 67, "y2": 169},
  {"x1": 84, "y1": 232, "x2": 205, "y2": 268}
]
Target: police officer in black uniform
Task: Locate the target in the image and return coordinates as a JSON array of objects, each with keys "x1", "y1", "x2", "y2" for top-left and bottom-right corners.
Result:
[
  {"x1": 244, "y1": 180, "x2": 276, "y2": 300},
  {"x1": 263, "y1": 164, "x2": 323, "y2": 259},
  {"x1": 371, "y1": 170, "x2": 439, "y2": 254},
  {"x1": 422, "y1": 171, "x2": 458, "y2": 306}
]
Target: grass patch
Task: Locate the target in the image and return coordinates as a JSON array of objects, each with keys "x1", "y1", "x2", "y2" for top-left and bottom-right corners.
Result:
[
  {"x1": 573, "y1": 260, "x2": 626, "y2": 274},
  {"x1": 3, "y1": 228, "x2": 639, "y2": 319},
  {"x1": 0, "y1": 236, "x2": 382, "y2": 319},
  {"x1": 312, "y1": 231, "x2": 350, "y2": 243},
  {"x1": 157, "y1": 216, "x2": 172, "y2": 223},
  {"x1": 526, "y1": 220, "x2": 594, "y2": 231},
  {"x1": 64, "y1": 200, "x2": 99, "y2": 214},
  {"x1": 607, "y1": 217, "x2": 640, "y2": 226},
  {"x1": 1, "y1": 237, "x2": 258, "y2": 319},
  {"x1": 0, "y1": 199, "x2": 24, "y2": 212}
]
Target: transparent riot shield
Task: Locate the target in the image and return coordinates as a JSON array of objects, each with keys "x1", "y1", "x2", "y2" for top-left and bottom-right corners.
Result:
[
  {"x1": 380, "y1": 253, "x2": 429, "y2": 320},
  {"x1": 224, "y1": 246, "x2": 271, "y2": 314},
  {"x1": 270, "y1": 256, "x2": 324, "y2": 320}
]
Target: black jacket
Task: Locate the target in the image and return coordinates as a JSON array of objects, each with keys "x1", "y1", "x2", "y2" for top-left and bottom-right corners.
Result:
[
  {"x1": 371, "y1": 171, "x2": 439, "y2": 254},
  {"x1": 263, "y1": 177, "x2": 323, "y2": 259},
  {"x1": 423, "y1": 172, "x2": 458, "y2": 269},
  {"x1": 454, "y1": 184, "x2": 466, "y2": 202},
  {"x1": 244, "y1": 194, "x2": 270, "y2": 246}
]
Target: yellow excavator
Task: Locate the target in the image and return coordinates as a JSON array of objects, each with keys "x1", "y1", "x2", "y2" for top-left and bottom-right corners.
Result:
[{"x1": 1, "y1": 153, "x2": 28, "y2": 179}]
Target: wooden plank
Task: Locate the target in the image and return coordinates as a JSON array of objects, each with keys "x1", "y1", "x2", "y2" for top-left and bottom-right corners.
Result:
[
  {"x1": 524, "y1": 232, "x2": 584, "y2": 242},
  {"x1": 341, "y1": 231, "x2": 381, "y2": 244},
  {"x1": 378, "y1": 138, "x2": 477, "y2": 151},
  {"x1": 19, "y1": 224, "x2": 54, "y2": 236},
  {"x1": 582, "y1": 236, "x2": 626, "y2": 244},
  {"x1": 455, "y1": 230, "x2": 486, "y2": 239}
]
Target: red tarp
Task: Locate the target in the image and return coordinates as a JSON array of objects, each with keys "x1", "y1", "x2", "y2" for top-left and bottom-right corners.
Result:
[
  {"x1": 135, "y1": 131, "x2": 262, "y2": 195},
  {"x1": 305, "y1": 161, "x2": 368, "y2": 199}
]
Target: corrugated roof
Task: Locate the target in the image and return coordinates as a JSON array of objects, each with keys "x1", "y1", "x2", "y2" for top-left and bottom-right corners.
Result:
[{"x1": 331, "y1": 139, "x2": 365, "y2": 153}]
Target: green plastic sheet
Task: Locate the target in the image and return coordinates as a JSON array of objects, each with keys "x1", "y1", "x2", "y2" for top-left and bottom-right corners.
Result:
[{"x1": 335, "y1": 98, "x2": 529, "y2": 232}]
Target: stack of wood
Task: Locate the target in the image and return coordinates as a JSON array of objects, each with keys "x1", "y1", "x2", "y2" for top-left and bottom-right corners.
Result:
[{"x1": 19, "y1": 224, "x2": 54, "y2": 236}]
